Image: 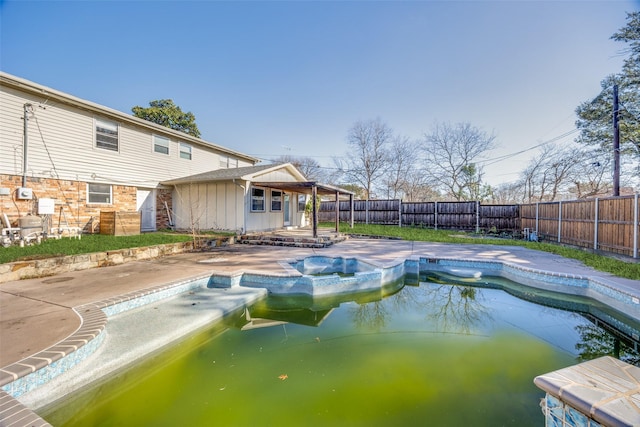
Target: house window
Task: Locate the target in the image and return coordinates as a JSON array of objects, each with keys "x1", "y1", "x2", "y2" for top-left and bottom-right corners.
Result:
[
  {"x1": 271, "y1": 190, "x2": 282, "y2": 211},
  {"x1": 95, "y1": 118, "x2": 118, "y2": 151},
  {"x1": 219, "y1": 155, "x2": 238, "y2": 168},
  {"x1": 179, "y1": 143, "x2": 192, "y2": 160},
  {"x1": 87, "y1": 183, "x2": 112, "y2": 204},
  {"x1": 153, "y1": 135, "x2": 170, "y2": 155},
  {"x1": 298, "y1": 194, "x2": 307, "y2": 211},
  {"x1": 251, "y1": 187, "x2": 265, "y2": 212}
]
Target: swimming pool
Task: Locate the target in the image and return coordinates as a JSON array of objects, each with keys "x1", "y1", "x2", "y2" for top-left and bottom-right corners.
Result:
[{"x1": 40, "y1": 273, "x2": 639, "y2": 426}]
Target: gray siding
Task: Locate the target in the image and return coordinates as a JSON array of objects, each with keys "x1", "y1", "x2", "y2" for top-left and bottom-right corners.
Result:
[{"x1": 0, "y1": 85, "x2": 253, "y2": 188}]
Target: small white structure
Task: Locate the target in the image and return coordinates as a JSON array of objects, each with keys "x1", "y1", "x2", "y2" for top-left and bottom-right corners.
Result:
[{"x1": 163, "y1": 163, "x2": 354, "y2": 235}]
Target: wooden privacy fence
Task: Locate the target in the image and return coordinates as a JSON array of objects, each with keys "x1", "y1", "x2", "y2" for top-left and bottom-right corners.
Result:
[
  {"x1": 319, "y1": 195, "x2": 640, "y2": 258},
  {"x1": 318, "y1": 200, "x2": 520, "y2": 232},
  {"x1": 521, "y1": 195, "x2": 640, "y2": 258}
]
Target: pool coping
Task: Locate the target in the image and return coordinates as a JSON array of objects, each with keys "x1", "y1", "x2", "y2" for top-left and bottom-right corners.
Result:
[
  {"x1": 1, "y1": 252, "x2": 639, "y2": 426},
  {"x1": 0, "y1": 273, "x2": 217, "y2": 426}
]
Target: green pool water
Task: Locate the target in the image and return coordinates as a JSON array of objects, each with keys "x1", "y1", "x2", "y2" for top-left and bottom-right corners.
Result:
[{"x1": 42, "y1": 276, "x2": 639, "y2": 427}]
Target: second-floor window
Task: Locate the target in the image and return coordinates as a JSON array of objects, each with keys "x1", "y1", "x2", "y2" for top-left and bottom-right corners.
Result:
[
  {"x1": 154, "y1": 135, "x2": 170, "y2": 155},
  {"x1": 179, "y1": 143, "x2": 192, "y2": 160},
  {"x1": 95, "y1": 118, "x2": 118, "y2": 151},
  {"x1": 219, "y1": 155, "x2": 238, "y2": 168}
]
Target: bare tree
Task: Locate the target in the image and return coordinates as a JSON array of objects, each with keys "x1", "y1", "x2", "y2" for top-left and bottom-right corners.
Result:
[
  {"x1": 421, "y1": 122, "x2": 496, "y2": 201},
  {"x1": 399, "y1": 169, "x2": 441, "y2": 202},
  {"x1": 569, "y1": 150, "x2": 613, "y2": 198},
  {"x1": 490, "y1": 182, "x2": 523, "y2": 204},
  {"x1": 382, "y1": 136, "x2": 420, "y2": 199},
  {"x1": 335, "y1": 118, "x2": 393, "y2": 199},
  {"x1": 518, "y1": 144, "x2": 583, "y2": 202},
  {"x1": 273, "y1": 155, "x2": 327, "y2": 181}
]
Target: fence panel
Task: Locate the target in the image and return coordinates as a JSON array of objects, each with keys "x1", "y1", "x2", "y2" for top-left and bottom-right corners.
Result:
[
  {"x1": 520, "y1": 204, "x2": 537, "y2": 233},
  {"x1": 320, "y1": 197, "x2": 637, "y2": 257},
  {"x1": 437, "y1": 201, "x2": 477, "y2": 230},
  {"x1": 320, "y1": 200, "x2": 519, "y2": 232},
  {"x1": 598, "y1": 196, "x2": 635, "y2": 256},
  {"x1": 520, "y1": 196, "x2": 638, "y2": 257},
  {"x1": 559, "y1": 199, "x2": 595, "y2": 249},
  {"x1": 401, "y1": 202, "x2": 435, "y2": 227},
  {"x1": 536, "y1": 203, "x2": 560, "y2": 241},
  {"x1": 480, "y1": 205, "x2": 520, "y2": 232}
]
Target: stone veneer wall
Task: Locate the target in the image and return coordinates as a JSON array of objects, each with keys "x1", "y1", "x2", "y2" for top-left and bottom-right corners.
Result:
[
  {"x1": 0, "y1": 241, "x2": 197, "y2": 284},
  {"x1": 1, "y1": 174, "x2": 137, "y2": 233}
]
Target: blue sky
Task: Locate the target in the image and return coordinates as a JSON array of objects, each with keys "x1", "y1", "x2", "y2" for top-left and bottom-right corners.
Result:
[{"x1": 1, "y1": 0, "x2": 638, "y2": 186}]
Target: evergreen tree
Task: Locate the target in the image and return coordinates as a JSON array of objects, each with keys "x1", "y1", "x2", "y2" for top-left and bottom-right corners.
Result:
[
  {"x1": 575, "y1": 12, "x2": 640, "y2": 163},
  {"x1": 132, "y1": 99, "x2": 201, "y2": 138}
]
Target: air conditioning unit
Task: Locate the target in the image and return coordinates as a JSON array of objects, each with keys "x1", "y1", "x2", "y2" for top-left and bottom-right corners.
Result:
[{"x1": 17, "y1": 187, "x2": 33, "y2": 200}]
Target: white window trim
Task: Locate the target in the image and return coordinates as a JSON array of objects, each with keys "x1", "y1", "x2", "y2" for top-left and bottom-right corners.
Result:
[
  {"x1": 95, "y1": 118, "x2": 119, "y2": 152},
  {"x1": 219, "y1": 155, "x2": 238, "y2": 168},
  {"x1": 271, "y1": 190, "x2": 282, "y2": 212},
  {"x1": 179, "y1": 142, "x2": 192, "y2": 160},
  {"x1": 251, "y1": 187, "x2": 265, "y2": 212},
  {"x1": 87, "y1": 183, "x2": 113, "y2": 205},
  {"x1": 153, "y1": 135, "x2": 170, "y2": 155},
  {"x1": 297, "y1": 194, "x2": 307, "y2": 211}
]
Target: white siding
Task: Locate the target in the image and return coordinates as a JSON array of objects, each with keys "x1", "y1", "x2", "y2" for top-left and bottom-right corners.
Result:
[
  {"x1": 245, "y1": 185, "x2": 298, "y2": 232},
  {"x1": 172, "y1": 182, "x2": 244, "y2": 231},
  {"x1": 252, "y1": 169, "x2": 301, "y2": 183},
  {"x1": 0, "y1": 85, "x2": 254, "y2": 187}
]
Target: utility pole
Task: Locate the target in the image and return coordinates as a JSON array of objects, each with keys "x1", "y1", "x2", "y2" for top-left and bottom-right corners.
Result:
[{"x1": 613, "y1": 85, "x2": 620, "y2": 197}]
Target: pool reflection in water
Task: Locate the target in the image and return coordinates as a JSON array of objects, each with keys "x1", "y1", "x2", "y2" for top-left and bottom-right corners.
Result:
[{"x1": 43, "y1": 274, "x2": 639, "y2": 427}]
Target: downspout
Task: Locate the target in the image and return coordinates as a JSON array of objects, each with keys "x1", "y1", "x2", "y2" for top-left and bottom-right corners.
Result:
[{"x1": 233, "y1": 179, "x2": 246, "y2": 234}]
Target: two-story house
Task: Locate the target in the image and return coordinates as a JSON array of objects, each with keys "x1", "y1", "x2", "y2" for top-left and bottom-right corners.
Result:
[{"x1": 1, "y1": 72, "x2": 349, "y2": 236}]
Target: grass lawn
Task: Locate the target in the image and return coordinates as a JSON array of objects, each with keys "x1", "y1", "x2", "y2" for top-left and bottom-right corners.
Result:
[
  {"x1": 0, "y1": 233, "x2": 196, "y2": 264},
  {"x1": 330, "y1": 222, "x2": 640, "y2": 281},
  {"x1": 2, "y1": 225, "x2": 638, "y2": 281}
]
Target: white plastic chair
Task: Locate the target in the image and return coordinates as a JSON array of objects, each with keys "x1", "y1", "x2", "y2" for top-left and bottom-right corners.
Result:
[{"x1": 1, "y1": 213, "x2": 21, "y2": 246}]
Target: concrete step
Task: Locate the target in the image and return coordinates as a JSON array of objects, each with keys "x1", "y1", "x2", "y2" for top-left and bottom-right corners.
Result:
[{"x1": 237, "y1": 233, "x2": 347, "y2": 248}]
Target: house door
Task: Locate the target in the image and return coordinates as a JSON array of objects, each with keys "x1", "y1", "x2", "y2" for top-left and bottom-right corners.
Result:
[
  {"x1": 137, "y1": 189, "x2": 156, "y2": 231},
  {"x1": 283, "y1": 193, "x2": 291, "y2": 226}
]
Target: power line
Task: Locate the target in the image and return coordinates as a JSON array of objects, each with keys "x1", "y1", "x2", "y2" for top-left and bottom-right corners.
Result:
[{"x1": 478, "y1": 129, "x2": 580, "y2": 167}]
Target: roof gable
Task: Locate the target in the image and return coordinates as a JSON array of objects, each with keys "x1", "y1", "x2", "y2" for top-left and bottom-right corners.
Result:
[{"x1": 161, "y1": 163, "x2": 306, "y2": 185}]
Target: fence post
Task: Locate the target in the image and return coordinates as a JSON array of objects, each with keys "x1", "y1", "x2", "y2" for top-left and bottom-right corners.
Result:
[
  {"x1": 434, "y1": 201, "x2": 438, "y2": 230},
  {"x1": 349, "y1": 194, "x2": 354, "y2": 228},
  {"x1": 557, "y1": 201, "x2": 562, "y2": 243},
  {"x1": 312, "y1": 185, "x2": 318, "y2": 238},
  {"x1": 335, "y1": 191, "x2": 340, "y2": 233},
  {"x1": 366, "y1": 199, "x2": 369, "y2": 225},
  {"x1": 476, "y1": 201, "x2": 480, "y2": 233},
  {"x1": 535, "y1": 202, "x2": 539, "y2": 233},
  {"x1": 634, "y1": 193, "x2": 638, "y2": 259},
  {"x1": 398, "y1": 199, "x2": 402, "y2": 228},
  {"x1": 594, "y1": 198, "x2": 599, "y2": 251}
]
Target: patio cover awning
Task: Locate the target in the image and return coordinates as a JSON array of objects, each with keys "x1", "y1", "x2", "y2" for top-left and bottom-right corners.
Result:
[
  {"x1": 251, "y1": 181, "x2": 354, "y2": 197},
  {"x1": 253, "y1": 181, "x2": 355, "y2": 237}
]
